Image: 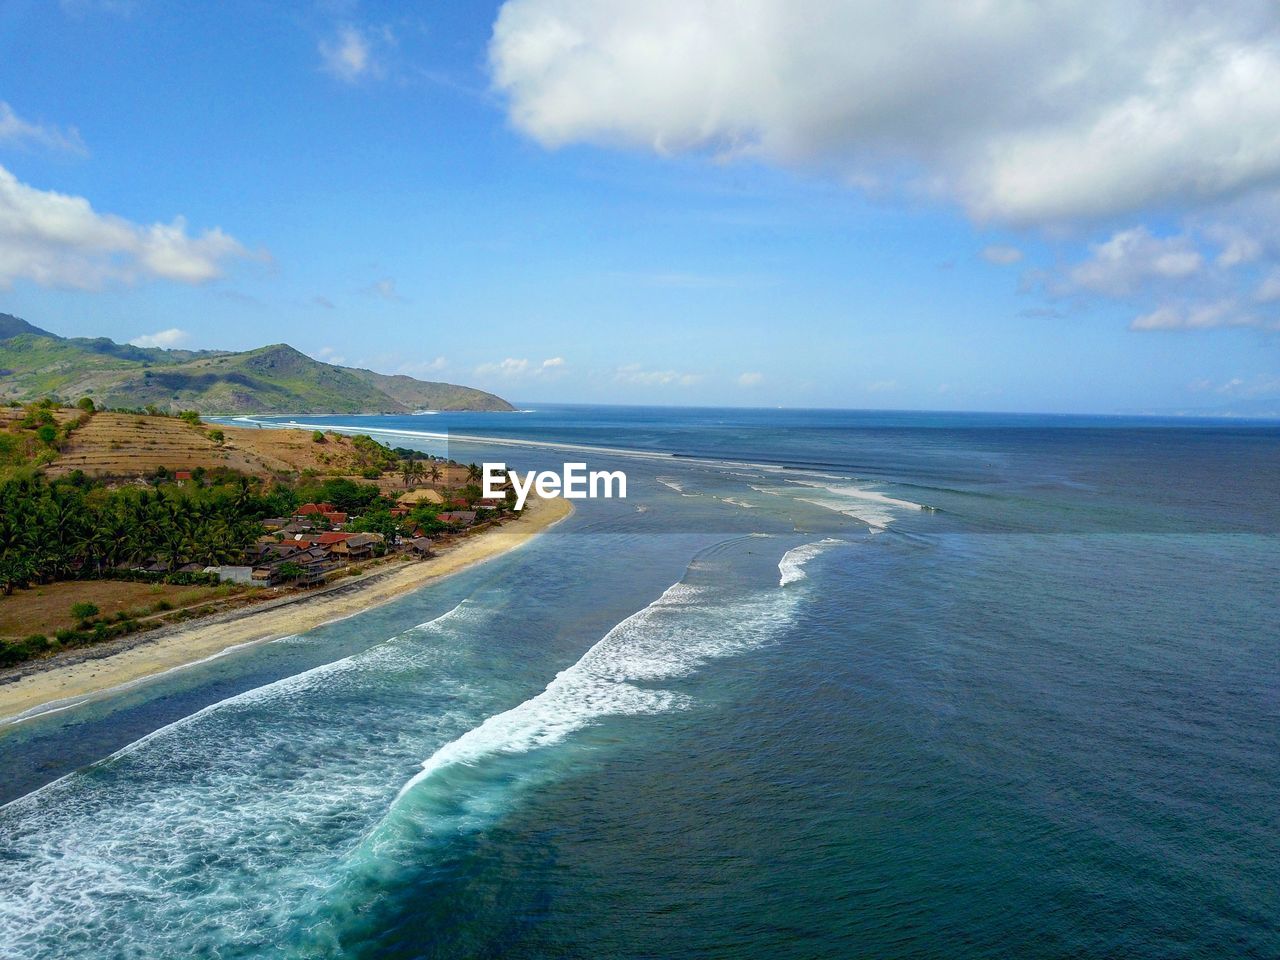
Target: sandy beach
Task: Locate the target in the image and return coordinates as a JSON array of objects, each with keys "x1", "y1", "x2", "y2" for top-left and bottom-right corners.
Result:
[{"x1": 0, "y1": 496, "x2": 572, "y2": 726}]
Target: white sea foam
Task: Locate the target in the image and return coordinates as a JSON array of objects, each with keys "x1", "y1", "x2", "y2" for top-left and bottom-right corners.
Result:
[
  {"x1": 746, "y1": 476, "x2": 926, "y2": 530},
  {"x1": 397, "y1": 578, "x2": 800, "y2": 799},
  {"x1": 0, "y1": 599, "x2": 491, "y2": 956},
  {"x1": 778, "y1": 538, "x2": 847, "y2": 586}
]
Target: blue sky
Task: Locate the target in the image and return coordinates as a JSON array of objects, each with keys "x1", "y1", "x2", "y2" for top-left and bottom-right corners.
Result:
[{"x1": 1, "y1": 1, "x2": 1278, "y2": 414}]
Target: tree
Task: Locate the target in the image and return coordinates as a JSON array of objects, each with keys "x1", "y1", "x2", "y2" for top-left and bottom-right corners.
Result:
[
  {"x1": 400, "y1": 455, "x2": 424, "y2": 487},
  {"x1": 466, "y1": 463, "x2": 482, "y2": 483},
  {"x1": 36, "y1": 425, "x2": 57, "y2": 445},
  {"x1": 0, "y1": 554, "x2": 33, "y2": 596},
  {"x1": 276, "y1": 561, "x2": 304, "y2": 582},
  {"x1": 76, "y1": 397, "x2": 96, "y2": 413},
  {"x1": 208, "y1": 429, "x2": 225, "y2": 445},
  {"x1": 312, "y1": 431, "x2": 326, "y2": 444},
  {"x1": 428, "y1": 463, "x2": 442, "y2": 483}
]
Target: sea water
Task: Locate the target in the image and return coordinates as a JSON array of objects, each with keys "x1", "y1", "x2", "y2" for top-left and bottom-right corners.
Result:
[{"x1": 1, "y1": 406, "x2": 1277, "y2": 959}]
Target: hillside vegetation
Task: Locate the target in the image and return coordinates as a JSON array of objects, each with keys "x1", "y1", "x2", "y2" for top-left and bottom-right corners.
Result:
[{"x1": 0, "y1": 313, "x2": 514, "y2": 414}]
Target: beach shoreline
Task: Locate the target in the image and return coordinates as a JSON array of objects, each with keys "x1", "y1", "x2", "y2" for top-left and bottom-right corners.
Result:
[{"x1": 0, "y1": 496, "x2": 573, "y2": 727}]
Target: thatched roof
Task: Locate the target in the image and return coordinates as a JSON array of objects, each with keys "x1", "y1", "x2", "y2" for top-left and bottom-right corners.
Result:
[{"x1": 396, "y1": 488, "x2": 444, "y2": 505}]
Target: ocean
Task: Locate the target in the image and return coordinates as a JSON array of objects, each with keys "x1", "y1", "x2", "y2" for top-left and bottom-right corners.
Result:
[{"x1": 1, "y1": 405, "x2": 1277, "y2": 959}]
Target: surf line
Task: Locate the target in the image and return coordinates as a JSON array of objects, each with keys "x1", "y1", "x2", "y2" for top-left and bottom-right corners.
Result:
[{"x1": 484, "y1": 462, "x2": 626, "y2": 511}]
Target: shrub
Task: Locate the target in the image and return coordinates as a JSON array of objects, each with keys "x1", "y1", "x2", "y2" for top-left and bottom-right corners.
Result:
[
  {"x1": 208, "y1": 429, "x2": 225, "y2": 445},
  {"x1": 312, "y1": 431, "x2": 326, "y2": 444},
  {"x1": 76, "y1": 397, "x2": 96, "y2": 412},
  {"x1": 70, "y1": 601, "x2": 100, "y2": 622}
]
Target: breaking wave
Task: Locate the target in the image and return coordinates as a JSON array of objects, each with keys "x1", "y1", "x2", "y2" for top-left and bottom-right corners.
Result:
[{"x1": 779, "y1": 538, "x2": 847, "y2": 586}]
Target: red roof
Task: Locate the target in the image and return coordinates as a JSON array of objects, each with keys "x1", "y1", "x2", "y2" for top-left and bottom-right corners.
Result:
[
  {"x1": 315, "y1": 532, "x2": 352, "y2": 544},
  {"x1": 296, "y1": 502, "x2": 336, "y2": 515},
  {"x1": 174, "y1": 470, "x2": 193, "y2": 481},
  {"x1": 323, "y1": 511, "x2": 348, "y2": 524}
]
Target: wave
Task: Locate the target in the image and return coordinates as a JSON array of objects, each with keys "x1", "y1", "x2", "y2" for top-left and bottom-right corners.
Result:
[
  {"x1": 0, "y1": 599, "x2": 494, "y2": 957},
  {"x1": 781, "y1": 480, "x2": 930, "y2": 530},
  {"x1": 656, "y1": 475, "x2": 698, "y2": 496},
  {"x1": 779, "y1": 538, "x2": 846, "y2": 586},
  {"x1": 390, "y1": 568, "x2": 805, "y2": 807}
]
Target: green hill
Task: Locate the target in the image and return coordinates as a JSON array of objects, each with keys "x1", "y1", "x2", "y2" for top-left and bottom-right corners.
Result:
[{"x1": 0, "y1": 313, "x2": 514, "y2": 414}]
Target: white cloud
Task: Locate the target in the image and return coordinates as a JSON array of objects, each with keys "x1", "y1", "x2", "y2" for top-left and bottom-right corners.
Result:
[
  {"x1": 1060, "y1": 228, "x2": 1203, "y2": 298},
  {"x1": 737, "y1": 371, "x2": 763, "y2": 387},
  {"x1": 0, "y1": 102, "x2": 86, "y2": 154},
  {"x1": 1256, "y1": 270, "x2": 1280, "y2": 303},
  {"x1": 320, "y1": 24, "x2": 393, "y2": 83},
  {"x1": 981, "y1": 245, "x2": 1022, "y2": 266},
  {"x1": 400, "y1": 356, "x2": 448, "y2": 375},
  {"x1": 492, "y1": 1, "x2": 1280, "y2": 226},
  {"x1": 614, "y1": 363, "x2": 700, "y2": 387},
  {"x1": 475, "y1": 356, "x2": 566, "y2": 378},
  {"x1": 1130, "y1": 300, "x2": 1265, "y2": 331},
  {"x1": 0, "y1": 165, "x2": 251, "y2": 289},
  {"x1": 129, "y1": 328, "x2": 189, "y2": 349},
  {"x1": 492, "y1": 2, "x2": 1280, "y2": 332},
  {"x1": 363, "y1": 277, "x2": 404, "y2": 302},
  {"x1": 1190, "y1": 374, "x2": 1280, "y2": 395},
  {"x1": 312, "y1": 345, "x2": 347, "y2": 365}
]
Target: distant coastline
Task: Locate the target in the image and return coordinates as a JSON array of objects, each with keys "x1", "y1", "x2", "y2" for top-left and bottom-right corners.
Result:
[{"x1": 0, "y1": 496, "x2": 572, "y2": 726}]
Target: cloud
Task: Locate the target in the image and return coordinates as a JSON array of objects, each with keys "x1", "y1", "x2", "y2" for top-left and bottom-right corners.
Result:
[
  {"x1": 0, "y1": 102, "x2": 86, "y2": 154},
  {"x1": 981, "y1": 245, "x2": 1022, "y2": 266},
  {"x1": 1129, "y1": 300, "x2": 1267, "y2": 331},
  {"x1": 320, "y1": 24, "x2": 393, "y2": 83},
  {"x1": 1058, "y1": 228, "x2": 1203, "y2": 298},
  {"x1": 1190, "y1": 374, "x2": 1280, "y2": 396},
  {"x1": 399, "y1": 356, "x2": 448, "y2": 375},
  {"x1": 491, "y1": 2, "x2": 1280, "y2": 333},
  {"x1": 363, "y1": 277, "x2": 404, "y2": 302},
  {"x1": 475, "y1": 356, "x2": 566, "y2": 378},
  {"x1": 1256, "y1": 270, "x2": 1280, "y2": 303},
  {"x1": 129, "y1": 328, "x2": 189, "y2": 349},
  {"x1": 492, "y1": 2, "x2": 1280, "y2": 226},
  {"x1": 0, "y1": 165, "x2": 252, "y2": 289},
  {"x1": 312, "y1": 345, "x2": 346, "y2": 365},
  {"x1": 614, "y1": 363, "x2": 700, "y2": 387},
  {"x1": 737, "y1": 371, "x2": 763, "y2": 387}
]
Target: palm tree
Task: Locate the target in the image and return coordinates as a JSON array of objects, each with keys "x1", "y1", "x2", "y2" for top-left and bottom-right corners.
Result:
[
  {"x1": 428, "y1": 463, "x2": 441, "y2": 484},
  {"x1": 401, "y1": 455, "x2": 424, "y2": 487},
  {"x1": 466, "y1": 463, "x2": 482, "y2": 483}
]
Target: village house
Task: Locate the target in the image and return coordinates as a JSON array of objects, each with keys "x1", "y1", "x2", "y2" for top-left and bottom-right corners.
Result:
[{"x1": 438, "y1": 510, "x2": 477, "y2": 527}]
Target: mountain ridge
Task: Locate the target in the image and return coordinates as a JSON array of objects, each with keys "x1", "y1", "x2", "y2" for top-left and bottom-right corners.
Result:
[{"x1": 0, "y1": 313, "x2": 514, "y2": 414}]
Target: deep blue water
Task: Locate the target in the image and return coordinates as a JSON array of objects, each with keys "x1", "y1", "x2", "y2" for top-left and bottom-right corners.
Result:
[{"x1": 1, "y1": 406, "x2": 1277, "y2": 959}]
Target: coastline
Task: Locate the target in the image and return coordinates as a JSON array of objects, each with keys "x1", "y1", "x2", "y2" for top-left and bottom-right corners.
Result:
[{"x1": 0, "y1": 496, "x2": 573, "y2": 727}]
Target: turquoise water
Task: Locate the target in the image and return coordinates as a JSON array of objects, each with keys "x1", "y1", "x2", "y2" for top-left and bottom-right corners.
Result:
[{"x1": 1, "y1": 407, "x2": 1277, "y2": 958}]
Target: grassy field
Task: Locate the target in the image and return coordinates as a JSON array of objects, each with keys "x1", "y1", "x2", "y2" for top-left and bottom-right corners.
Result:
[
  {"x1": 0, "y1": 580, "x2": 247, "y2": 638},
  {"x1": 45, "y1": 413, "x2": 409, "y2": 479}
]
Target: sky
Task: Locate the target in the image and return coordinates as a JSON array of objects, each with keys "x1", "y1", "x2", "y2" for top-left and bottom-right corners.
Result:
[{"x1": 1, "y1": 0, "x2": 1278, "y2": 415}]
